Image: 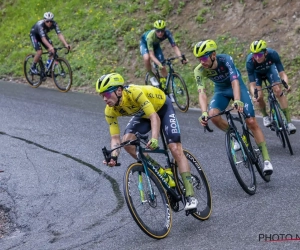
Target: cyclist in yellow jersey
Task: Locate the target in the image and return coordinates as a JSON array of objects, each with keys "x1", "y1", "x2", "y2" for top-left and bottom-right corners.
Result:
[{"x1": 96, "y1": 73, "x2": 198, "y2": 210}]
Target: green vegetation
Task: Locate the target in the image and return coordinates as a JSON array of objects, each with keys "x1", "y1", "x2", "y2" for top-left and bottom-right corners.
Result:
[{"x1": 0, "y1": 0, "x2": 299, "y2": 116}]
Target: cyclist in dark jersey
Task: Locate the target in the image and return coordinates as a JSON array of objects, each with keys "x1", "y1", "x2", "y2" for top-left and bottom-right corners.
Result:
[
  {"x1": 193, "y1": 39, "x2": 273, "y2": 176},
  {"x1": 29, "y1": 12, "x2": 70, "y2": 74},
  {"x1": 246, "y1": 40, "x2": 296, "y2": 134},
  {"x1": 96, "y1": 73, "x2": 198, "y2": 210},
  {"x1": 140, "y1": 20, "x2": 187, "y2": 89}
]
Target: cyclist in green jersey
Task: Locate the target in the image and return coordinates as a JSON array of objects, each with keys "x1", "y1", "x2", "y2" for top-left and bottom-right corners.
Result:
[{"x1": 96, "y1": 73, "x2": 198, "y2": 210}]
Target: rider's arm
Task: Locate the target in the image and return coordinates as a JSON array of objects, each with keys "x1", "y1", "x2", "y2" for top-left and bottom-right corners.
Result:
[
  {"x1": 148, "y1": 112, "x2": 161, "y2": 141},
  {"x1": 57, "y1": 33, "x2": 70, "y2": 49},
  {"x1": 194, "y1": 64, "x2": 208, "y2": 117},
  {"x1": 248, "y1": 81, "x2": 256, "y2": 96},
  {"x1": 231, "y1": 79, "x2": 241, "y2": 101},
  {"x1": 41, "y1": 37, "x2": 54, "y2": 52},
  {"x1": 149, "y1": 50, "x2": 163, "y2": 69},
  {"x1": 110, "y1": 134, "x2": 121, "y2": 157}
]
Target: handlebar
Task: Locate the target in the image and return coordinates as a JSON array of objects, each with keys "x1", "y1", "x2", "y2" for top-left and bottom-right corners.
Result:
[
  {"x1": 162, "y1": 54, "x2": 187, "y2": 65},
  {"x1": 102, "y1": 132, "x2": 150, "y2": 166},
  {"x1": 254, "y1": 79, "x2": 288, "y2": 99}
]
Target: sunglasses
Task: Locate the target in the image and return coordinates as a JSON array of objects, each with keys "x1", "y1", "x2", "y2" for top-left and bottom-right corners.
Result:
[
  {"x1": 198, "y1": 53, "x2": 212, "y2": 62},
  {"x1": 100, "y1": 90, "x2": 115, "y2": 99},
  {"x1": 45, "y1": 20, "x2": 53, "y2": 23},
  {"x1": 155, "y1": 29, "x2": 165, "y2": 33},
  {"x1": 253, "y1": 52, "x2": 265, "y2": 58}
]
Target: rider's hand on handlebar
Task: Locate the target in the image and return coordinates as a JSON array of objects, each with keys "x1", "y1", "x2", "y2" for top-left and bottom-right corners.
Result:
[
  {"x1": 103, "y1": 156, "x2": 118, "y2": 167},
  {"x1": 199, "y1": 111, "x2": 208, "y2": 126},
  {"x1": 48, "y1": 46, "x2": 54, "y2": 54},
  {"x1": 232, "y1": 100, "x2": 244, "y2": 112},
  {"x1": 146, "y1": 138, "x2": 158, "y2": 150}
]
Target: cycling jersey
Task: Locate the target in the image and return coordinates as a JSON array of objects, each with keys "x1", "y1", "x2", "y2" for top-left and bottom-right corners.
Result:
[
  {"x1": 29, "y1": 20, "x2": 61, "y2": 51},
  {"x1": 140, "y1": 29, "x2": 176, "y2": 63},
  {"x1": 105, "y1": 85, "x2": 181, "y2": 143},
  {"x1": 30, "y1": 20, "x2": 61, "y2": 38},
  {"x1": 194, "y1": 54, "x2": 254, "y2": 117},
  {"x1": 246, "y1": 48, "x2": 284, "y2": 86}
]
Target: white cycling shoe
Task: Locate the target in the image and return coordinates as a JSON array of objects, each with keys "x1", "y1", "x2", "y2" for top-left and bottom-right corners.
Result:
[
  {"x1": 263, "y1": 160, "x2": 273, "y2": 176},
  {"x1": 184, "y1": 196, "x2": 198, "y2": 210},
  {"x1": 263, "y1": 116, "x2": 272, "y2": 127}
]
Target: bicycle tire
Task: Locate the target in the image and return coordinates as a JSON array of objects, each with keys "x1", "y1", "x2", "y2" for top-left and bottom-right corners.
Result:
[
  {"x1": 123, "y1": 162, "x2": 172, "y2": 239},
  {"x1": 225, "y1": 129, "x2": 256, "y2": 195},
  {"x1": 170, "y1": 72, "x2": 189, "y2": 113},
  {"x1": 51, "y1": 57, "x2": 72, "y2": 92},
  {"x1": 274, "y1": 102, "x2": 293, "y2": 155},
  {"x1": 172, "y1": 149, "x2": 212, "y2": 220},
  {"x1": 244, "y1": 132, "x2": 270, "y2": 182},
  {"x1": 23, "y1": 54, "x2": 43, "y2": 88}
]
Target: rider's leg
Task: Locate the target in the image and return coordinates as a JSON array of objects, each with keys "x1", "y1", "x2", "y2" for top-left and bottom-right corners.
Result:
[
  {"x1": 246, "y1": 117, "x2": 270, "y2": 161},
  {"x1": 209, "y1": 108, "x2": 230, "y2": 131},
  {"x1": 272, "y1": 83, "x2": 291, "y2": 121}
]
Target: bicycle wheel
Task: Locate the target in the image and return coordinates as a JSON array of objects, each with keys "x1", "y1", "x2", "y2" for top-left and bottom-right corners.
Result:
[
  {"x1": 170, "y1": 72, "x2": 189, "y2": 113},
  {"x1": 123, "y1": 162, "x2": 172, "y2": 239},
  {"x1": 51, "y1": 57, "x2": 72, "y2": 92},
  {"x1": 274, "y1": 102, "x2": 293, "y2": 155},
  {"x1": 225, "y1": 129, "x2": 256, "y2": 195},
  {"x1": 23, "y1": 54, "x2": 43, "y2": 88},
  {"x1": 172, "y1": 149, "x2": 212, "y2": 220},
  {"x1": 244, "y1": 132, "x2": 270, "y2": 182}
]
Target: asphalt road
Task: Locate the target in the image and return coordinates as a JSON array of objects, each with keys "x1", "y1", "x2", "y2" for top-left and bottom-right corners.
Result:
[{"x1": 0, "y1": 81, "x2": 299, "y2": 250}]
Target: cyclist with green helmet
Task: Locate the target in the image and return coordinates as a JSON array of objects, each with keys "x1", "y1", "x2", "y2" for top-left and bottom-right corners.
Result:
[
  {"x1": 193, "y1": 39, "x2": 273, "y2": 176},
  {"x1": 246, "y1": 40, "x2": 296, "y2": 134},
  {"x1": 96, "y1": 73, "x2": 198, "y2": 210},
  {"x1": 140, "y1": 20, "x2": 187, "y2": 89}
]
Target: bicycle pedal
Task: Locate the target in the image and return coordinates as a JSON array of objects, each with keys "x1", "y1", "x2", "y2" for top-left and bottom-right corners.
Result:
[{"x1": 185, "y1": 208, "x2": 197, "y2": 216}]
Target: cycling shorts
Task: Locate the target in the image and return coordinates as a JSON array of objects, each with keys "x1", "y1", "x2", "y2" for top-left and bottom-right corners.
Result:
[
  {"x1": 255, "y1": 64, "x2": 281, "y2": 87},
  {"x1": 124, "y1": 96, "x2": 181, "y2": 144},
  {"x1": 209, "y1": 84, "x2": 255, "y2": 117},
  {"x1": 139, "y1": 39, "x2": 165, "y2": 64},
  {"x1": 29, "y1": 33, "x2": 53, "y2": 51}
]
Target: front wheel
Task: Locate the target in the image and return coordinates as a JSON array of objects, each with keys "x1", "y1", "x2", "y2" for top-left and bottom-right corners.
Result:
[
  {"x1": 173, "y1": 149, "x2": 212, "y2": 220},
  {"x1": 225, "y1": 129, "x2": 256, "y2": 195},
  {"x1": 274, "y1": 103, "x2": 293, "y2": 155},
  {"x1": 51, "y1": 57, "x2": 72, "y2": 92},
  {"x1": 123, "y1": 163, "x2": 172, "y2": 239},
  {"x1": 23, "y1": 54, "x2": 43, "y2": 88},
  {"x1": 170, "y1": 73, "x2": 189, "y2": 113}
]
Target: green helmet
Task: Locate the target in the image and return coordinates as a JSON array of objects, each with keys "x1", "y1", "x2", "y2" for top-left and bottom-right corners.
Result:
[
  {"x1": 153, "y1": 20, "x2": 166, "y2": 29},
  {"x1": 95, "y1": 73, "x2": 124, "y2": 93},
  {"x1": 250, "y1": 40, "x2": 267, "y2": 53},
  {"x1": 193, "y1": 40, "x2": 217, "y2": 57}
]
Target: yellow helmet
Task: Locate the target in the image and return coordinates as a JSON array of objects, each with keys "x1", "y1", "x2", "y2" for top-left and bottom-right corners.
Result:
[
  {"x1": 95, "y1": 73, "x2": 124, "y2": 93},
  {"x1": 193, "y1": 40, "x2": 217, "y2": 57},
  {"x1": 153, "y1": 20, "x2": 166, "y2": 29},
  {"x1": 250, "y1": 40, "x2": 267, "y2": 53}
]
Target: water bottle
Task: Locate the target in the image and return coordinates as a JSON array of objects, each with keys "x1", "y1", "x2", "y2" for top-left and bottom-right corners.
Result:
[
  {"x1": 150, "y1": 76, "x2": 160, "y2": 87},
  {"x1": 158, "y1": 167, "x2": 175, "y2": 187},
  {"x1": 46, "y1": 59, "x2": 52, "y2": 69},
  {"x1": 242, "y1": 134, "x2": 248, "y2": 147}
]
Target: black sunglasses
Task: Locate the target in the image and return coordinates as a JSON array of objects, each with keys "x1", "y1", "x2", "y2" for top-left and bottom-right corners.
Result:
[{"x1": 45, "y1": 20, "x2": 53, "y2": 23}]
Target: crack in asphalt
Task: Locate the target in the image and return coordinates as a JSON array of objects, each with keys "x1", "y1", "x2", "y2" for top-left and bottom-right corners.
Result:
[{"x1": 0, "y1": 131, "x2": 124, "y2": 217}]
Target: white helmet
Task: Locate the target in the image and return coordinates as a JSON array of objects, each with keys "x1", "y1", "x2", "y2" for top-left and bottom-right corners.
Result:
[{"x1": 44, "y1": 12, "x2": 54, "y2": 20}]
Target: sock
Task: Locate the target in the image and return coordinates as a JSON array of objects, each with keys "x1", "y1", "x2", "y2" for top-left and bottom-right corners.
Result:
[
  {"x1": 257, "y1": 141, "x2": 270, "y2": 161},
  {"x1": 282, "y1": 108, "x2": 291, "y2": 123},
  {"x1": 180, "y1": 172, "x2": 194, "y2": 197},
  {"x1": 260, "y1": 108, "x2": 268, "y2": 117}
]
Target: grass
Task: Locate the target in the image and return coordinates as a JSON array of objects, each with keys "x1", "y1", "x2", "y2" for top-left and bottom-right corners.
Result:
[{"x1": 0, "y1": 0, "x2": 299, "y2": 117}]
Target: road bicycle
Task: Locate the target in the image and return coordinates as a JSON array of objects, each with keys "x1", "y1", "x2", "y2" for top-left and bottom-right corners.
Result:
[
  {"x1": 204, "y1": 106, "x2": 270, "y2": 195},
  {"x1": 24, "y1": 47, "x2": 72, "y2": 92},
  {"x1": 254, "y1": 78, "x2": 293, "y2": 155},
  {"x1": 102, "y1": 131, "x2": 212, "y2": 239},
  {"x1": 145, "y1": 55, "x2": 190, "y2": 113}
]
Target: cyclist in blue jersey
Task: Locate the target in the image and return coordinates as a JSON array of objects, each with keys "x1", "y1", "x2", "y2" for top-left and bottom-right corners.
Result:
[
  {"x1": 140, "y1": 20, "x2": 187, "y2": 90},
  {"x1": 29, "y1": 12, "x2": 71, "y2": 74},
  {"x1": 246, "y1": 40, "x2": 296, "y2": 134},
  {"x1": 193, "y1": 40, "x2": 273, "y2": 176}
]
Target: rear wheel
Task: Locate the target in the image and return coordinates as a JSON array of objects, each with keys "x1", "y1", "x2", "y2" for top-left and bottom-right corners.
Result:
[
  {"x1": 123, "y1": 163, "x2": 172, "y2": 239},
  {"x1": 23, "y1": 54, "x2": 43, "y2": 88},
  {"x1": 173, "y1": 149, "x2": 212, "y2": 220},
  {"x1": 170, "y1": 72, "x2": 189, "y2": 113},
  {"x1": 225, "y1": 129, "x2": 256, "y2": 195},
  {"x1": 51, "y1": 57, "x2": 72, "y2": 92}
]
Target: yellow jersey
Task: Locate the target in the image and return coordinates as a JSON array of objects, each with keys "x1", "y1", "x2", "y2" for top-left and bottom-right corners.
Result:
[{"x1": 105, "y1": 85, "x2": 166, "y2": 135}]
